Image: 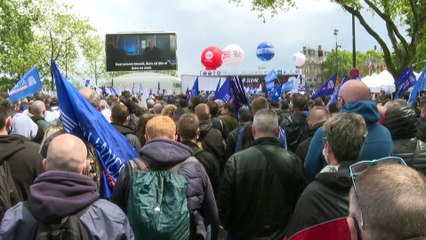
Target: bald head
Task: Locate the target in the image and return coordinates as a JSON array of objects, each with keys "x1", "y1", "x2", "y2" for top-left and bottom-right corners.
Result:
[
  {"x1": 44, "y1": 134, "x2": 88, "y2": 174},
  {"x1": 30, "y1": 100, "x2": 46, "y2": 116},
  {"x1": 339, "y1": 80, "x2": 371, "y2": 104},
  {"x1": 79, "y1": 87, "x2": 101, "y2": 110}
]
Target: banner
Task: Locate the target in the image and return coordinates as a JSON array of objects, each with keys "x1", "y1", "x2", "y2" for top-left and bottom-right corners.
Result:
[
  {"x1": 9, "y1": 66, "x2": 42, "y2": 102},
  {"x1": 52, "y1": 60, "x2": 137, "y2": 198}
]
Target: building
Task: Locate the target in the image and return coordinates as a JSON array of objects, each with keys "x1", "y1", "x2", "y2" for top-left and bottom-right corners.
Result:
[{"x1": 302, "y1": 45, "x2": 330, "y2": 88}]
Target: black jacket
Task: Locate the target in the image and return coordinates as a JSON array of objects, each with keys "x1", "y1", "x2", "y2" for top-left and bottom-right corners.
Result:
[
  {"x1": 280, "y1": 112, "x2": 309, "y2": 153},
  {"x1": 295, "y1": 122, "x2": 324, "y2": 164},
  {"x1": 111, "y1": 123, "x2": 142, "y2": 152},
  {"x1": 0, "y1": 135, "x2": 43, "y2": 200},
  {"x1": 286, "y1": 161, "x2": 355, "y2": 238},
  {"x1": 198, "y1": 120, "x2": 225, "y2": 164},
  {"x1": 181, "y1": 140, "x2": 220, "y2": 197},
  {"x1": 218, "y1": 137, "x2": 305, "y2": 239},
  {"x1": 393, "y1": 138, "x2": 426, "y2": 175}
]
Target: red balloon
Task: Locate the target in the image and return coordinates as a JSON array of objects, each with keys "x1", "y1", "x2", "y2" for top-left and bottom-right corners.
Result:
[{"x1": 201, "y1": 46, "x2": 223, "y2": 70}]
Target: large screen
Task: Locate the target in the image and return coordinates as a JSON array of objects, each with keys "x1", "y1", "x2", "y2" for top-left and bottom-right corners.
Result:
[{"x1": 105, "y1": 32, "x2": 177, "y2": 72}]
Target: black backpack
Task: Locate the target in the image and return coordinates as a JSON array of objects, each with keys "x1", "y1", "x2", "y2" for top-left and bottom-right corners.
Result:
[
  {"x1": 0, "y1": 160, "x2": 21, "y2": 221},
  {"x1": 26, "y1": 202, "x2": 91, "y2": 240}
]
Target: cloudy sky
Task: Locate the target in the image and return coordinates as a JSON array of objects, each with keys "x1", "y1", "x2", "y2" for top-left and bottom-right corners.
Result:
[{"x1": 60, "y1": 0, "x2": 389, "y2": 77}]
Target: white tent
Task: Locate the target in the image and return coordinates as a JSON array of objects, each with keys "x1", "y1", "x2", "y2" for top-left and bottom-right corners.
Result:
[
  {"x1": 361, "y1": 70, "x2": 395, "y2": 93},
  {"x1": 105, "y1": 72, "x2": 181, "y2": 93}
]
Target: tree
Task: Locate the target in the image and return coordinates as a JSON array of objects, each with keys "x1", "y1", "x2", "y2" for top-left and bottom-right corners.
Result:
[
  {"x1": 230, "y1": 0, "x2": 426, "y2": 80},
  {"x1": 81, "y1": 34, "x2": 107, "y2": 86}
]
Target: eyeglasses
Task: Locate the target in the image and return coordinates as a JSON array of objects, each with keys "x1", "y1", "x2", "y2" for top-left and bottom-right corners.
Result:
[{"x1": 349, "y1": 156, "x2": 407, "y2": 229}]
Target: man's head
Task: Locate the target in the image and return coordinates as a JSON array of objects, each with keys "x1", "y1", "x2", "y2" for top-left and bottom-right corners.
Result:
[
  {"x1": 307, "y1": 106, "x2": 328, "y2": 129},
  {"x1": 111, "y1": 103, "x2": 129, "y2": 125},
  {"x1": 206, "y1": 101, "x2": 219, "y2": 117},
  {"x1": 291, "y1": 95, "x2": 308, "y2": 112},
  {"x1": 149, "y1": 39, "x2": 155, "y2": 49},
  {"x1": 30, "y1": 100, "x2": 46, "y2": 117},
  {"x1": 338, "y1": 80, "x2": 371, "y2": 108},
  {"x1": 251, "y1": 96, "x2": 269, "y2": 114},
  {"x1": 221, "y1": 102, "x2": 235, "y2": 115},
  {"x1": 43, "y1": 134, "x2": 89, "y2": 174},
  {"x1": 195, "y1": 103, "x2": 210, "y2": 121},
  {"x1": 323, "y1": 112, "x2": 367, "y2": 164},
  {"x1": 349, "y1": 163, "x2": 426, "y2": 240},
  {"x1": 177, "y1": 113, "x2": 199, "y2": 141},
  {"x1": 79, "y1": 87, "x2": 101, "y2": 111},
  {"x1": 238, "y1": 106, "x2": 252, "y2": 123},
  {"x1": 152, "y1": 103, "x2": 164, "y2": 115},
  {"x1": 145, "y1": 115, "x2": 176, "y2": 141},
  {"x1": 0, "y1": 105, "x2": 13, "y2": 135},
  {"x1": 252, "y1": 109, "x2": 279, "y2": 140}
]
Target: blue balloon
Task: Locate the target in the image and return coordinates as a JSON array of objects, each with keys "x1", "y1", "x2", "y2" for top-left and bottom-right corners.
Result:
[{"x1": 256, "y1": 42, "x2": 275, "y2": 61}]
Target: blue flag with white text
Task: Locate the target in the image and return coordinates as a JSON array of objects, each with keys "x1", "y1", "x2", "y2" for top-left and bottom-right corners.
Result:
[
  {"x1": 327, "y1": 75, "x2": 348, "y2": 109},
  {"x1": 213, "y1": 76, "x2": 233, "y2": 103},
  {"x1": 282, "y1": 79, "x2": 294, "y2": 93},
  {"x1": 271, "y1": 82, "x2": 284, "y2": 102},
  {"x1": 264, "y1": 70, "x2": 278, "y2": 95},
  {"x1": 9, "y1": 66, "x2": 42, "y2": 102},
  {"x1": 408, "y1": 67, "x2": 426, "y2": 106},
  {"x1": 52, "y1": 60, "x2": 137, "y2": 198},
  {"x1": 192, "y1": 77, "x2": 200, "y2": 96},
  {"x1": 312, "y1": 73, "x2": 337, "y2": 99},
  {"x1": 394, "y1": 68, "x2": 417, "y2": 99}
]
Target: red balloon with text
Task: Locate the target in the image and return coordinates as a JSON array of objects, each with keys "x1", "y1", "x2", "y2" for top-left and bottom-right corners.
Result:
[{"x1": 201, "y1": 46, "x2": 223, "y2": 70}]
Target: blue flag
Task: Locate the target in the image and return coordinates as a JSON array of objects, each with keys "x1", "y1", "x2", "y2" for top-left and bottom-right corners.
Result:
[
  {"x1": 186, "y1": 87, "x2": 191, "y2": 104},
  {"x1": 110, "y1": 86, "x2": 118, "y2": 95},
  {"x1": 149, "y1": 88, "x2": 153, "y2": 96},
  {"x1": 138, "y1": 82, "x2": 142, "y2": 97},
  {"x1": 157, "y1": 81, "x2": 161, "y2": 94},
  {"x1": 131, "y1": 83, "x2": 135, "y2": 95},
  {"x1": 9, "y1": 66, "x2": 42, "y2": 102},
  {"x1": 271, "y1": 82, "x2": 284, "y2": 102},
  {"x1": 264, "y1": 70, "x2": 278, "y2": 95},
  {"x1": 327, "y1": 75, "x2": 348, "y2": 109},
  {"x1": 312, "y1": 73, "x2": 337, "y2": 99},
  {"x1": 408, "y1": 67, "x2": 426, "y2": 106},
  {"x1": 85, "y1": 79, "x2": 90, "y2": 87},
  {"x1": 282, "y1": 79, "x2": 294, "y2": 93},
  {"x1": 213, "y1": 76, "x2": 233, "y2": 103},
  {"x1": 192, "y1": 77, "x2": 200, "y2": 96},
  {"x1": 394, "y1": 68, "x2": 417, "y2": 99},
  {"x1": 215, "y1": 78, "x2": 221, "y2": 93},
  {"x1": 52, "y1": 60, "x2": 137, "y2": 198}
]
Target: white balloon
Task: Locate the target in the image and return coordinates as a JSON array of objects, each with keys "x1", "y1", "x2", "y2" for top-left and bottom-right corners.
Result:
[
  {"x1": 292, "y1": 52, "x2": 306, "y2": 67},
  {"x1": 222, "y1": 44, "x2": 245, "y2": 66}
]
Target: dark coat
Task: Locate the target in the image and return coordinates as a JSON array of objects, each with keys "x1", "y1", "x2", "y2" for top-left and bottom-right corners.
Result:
[
  {"x1": 198, "y1": 120, "x2": 225, "y2": 163},
  {"x1": 0, "y1": 135, "x2": 43, "y2": 200},
  {"x1": 218, "y1": 137, "x2": 305, "y2": 239},
  {"x1": 280, "y1": 112, "x2": 309, "y2": 153},
  {"x1": 393, "y1": 138, "x2": 426, "y2": 175},
  {"x1": 286, "y1": 161, "x2": 355, "y2": 238},
  {"x1": 295, "y1": 122, "x2": 324, "y2": 165},
  {"x1": 111, "y1": 123, "x2": 142, "y2": 151}
]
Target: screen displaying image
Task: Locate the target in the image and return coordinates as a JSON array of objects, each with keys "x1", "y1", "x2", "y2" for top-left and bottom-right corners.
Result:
[{"x1": 105, "y1": 32, "x2": 177, "y2": 72}]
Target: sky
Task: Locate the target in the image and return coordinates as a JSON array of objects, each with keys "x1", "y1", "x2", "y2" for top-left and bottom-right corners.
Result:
[{"x1": 59, "y1": 0, "x2": 390, "y2": 77}]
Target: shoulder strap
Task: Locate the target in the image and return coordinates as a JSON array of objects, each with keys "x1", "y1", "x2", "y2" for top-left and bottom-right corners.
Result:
[
  {"x1": 169, "y1": 157, "x2": 198, "y2": 173},
  {"x1": 255, "y1": 145, "x2": 286, "y2": 188},
  {"x1": 129, "y1": 158, "x2": 147, "y2": 176}
]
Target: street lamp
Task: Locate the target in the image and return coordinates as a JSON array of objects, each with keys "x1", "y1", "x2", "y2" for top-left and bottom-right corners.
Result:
[{"x1": 333, "y1": 29, "x2": 341, "y2": 75}]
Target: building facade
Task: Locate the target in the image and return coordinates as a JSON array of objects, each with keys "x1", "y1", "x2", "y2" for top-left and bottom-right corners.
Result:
[{"x1": 302, "y1": 45, "x2": 330, "y2": 88}]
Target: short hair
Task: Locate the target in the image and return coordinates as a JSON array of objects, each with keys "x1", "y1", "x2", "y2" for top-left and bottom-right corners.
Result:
[
  {"x1": 323, "y1": 112, "x2": 367, "y2": 162},
  {"x1": 223, "y1": 102, "x2": 235, "y2": 113},
  {"x1": 194, "y1": 103, "x2": 210, "y2": 121},
  {"x1": 206, "y1": 101, "x2": 219, "y2": 117},
  {"x1": 46, "y1": 134, "x2": 87, "y2": 173},
  {"x1": 79, "y1": 88, "x2": 101, "y2": 109},
  {"x1": 111, "y1": 103, "x2": 129, "y2": 124},
  {"x1": 190, "y1": 96, "x2": 202, "y2": 109},
  {"x1": 279, "y1": 100, "x2": 289, "y2": 110},
  {"x1": 214, "y1": 99, "x2": 224, "y2": 109},
  {"x1": 238, "y1": 106, "x2": 252, "y2": 123},
  {"x1": 253, "y1": 109, "x2": 278, "y2": 136},
  {"x1": 292, "y1": 95, "x2": 308, "y2": 111},
  {"x1": 30, "y1": 100, "x2": 45, "y2": 116},
  {"x1": 0, "y1": 105, "x2": 12, "y2": 130},
  {"x1": 308, "y1": 106, "x2": 328, "y2": 127},
  {"x1": 350, "y1": 164, "x2": 426, "y2": 239},
  {"x1": 161, "y1": 104, "x2": 177, "y2": 119},
  {"x1": 146, "y1": 115, "x2": 176, "y2": 139},
  {"x1": 178, "y1": 113, "x2": 199, "y2": 140},
  {"x1": 251, "y1": 96, "x2": 269, "y2": 114},
  {"x1": 153, "y1": 103, "x2": 164, "y2": 115}
]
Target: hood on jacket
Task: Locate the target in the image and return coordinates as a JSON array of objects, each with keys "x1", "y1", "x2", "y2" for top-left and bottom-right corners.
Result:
[
  {"x1": 289, "y1": 112, "x2": 307, "y2": 125},
  {"x1": 341, "y1": 100, "x2": 380, "y2": 123},
  {"x1": 315, "y1": 161, "x2": 355, "y2": 192},
  {"x1": 382, "y1": 106, "x2": 418, "y2": 140},
  {"x1": 140, "y1": 138, "x2": 193, "y2": 168},
  {"x1": 0, "y1": 135, "x2": 25, "y2": 164},
  {"x1": 27, "y1": 171, "x2": 99, "y2": 224},
  {"x1": 11, "y1": 113, "x2": 39, "y2": 141},
  {"x1": 199, "y1": 120, "x2": 212, "y2": 137}
]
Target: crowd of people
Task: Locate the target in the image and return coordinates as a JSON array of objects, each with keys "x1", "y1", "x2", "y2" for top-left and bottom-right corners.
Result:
[{"x1": 0, "y1": 79, "x2": 425, "y2": 239}]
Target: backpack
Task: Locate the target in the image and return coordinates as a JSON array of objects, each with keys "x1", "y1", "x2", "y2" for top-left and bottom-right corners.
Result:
[
  {"x1": 127, "y1": 158, "x2": 196, "y2": 240},
  {"x1": 26, "y1": 202, "x2": 91, "y2": 240},
  {"x1": 282, "y1": 116, "x2": 309, "y2": 152},
  {"x1": 0, "y1": 160, "x2": 21, "y2": 221}
]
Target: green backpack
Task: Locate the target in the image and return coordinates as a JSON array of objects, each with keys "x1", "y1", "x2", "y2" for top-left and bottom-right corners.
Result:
[{"x1": 127, "y1": 158, "x2": 196, "y2": 240}]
